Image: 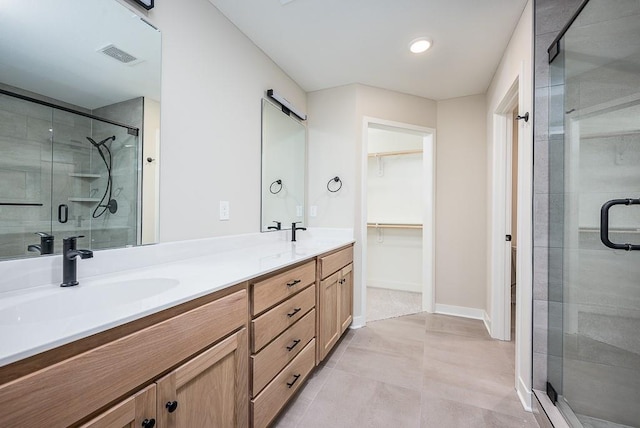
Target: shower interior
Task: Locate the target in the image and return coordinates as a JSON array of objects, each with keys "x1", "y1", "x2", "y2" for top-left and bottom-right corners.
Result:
[
  {"x1": 0, "y1": 90, "x2": 142, "y2": 259},
  {"x1": 544, "y1": 1, "x2": 640, "y2": 427}
]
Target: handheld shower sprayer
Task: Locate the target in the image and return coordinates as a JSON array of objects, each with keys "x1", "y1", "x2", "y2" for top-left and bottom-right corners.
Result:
[{"x1": 87, "y1": 135, "x2": 118, "y2": 218}]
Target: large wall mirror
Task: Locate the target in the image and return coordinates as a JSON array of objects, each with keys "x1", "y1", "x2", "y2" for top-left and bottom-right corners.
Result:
[
  {"x1": 0, "y1": 0, "x2": 161, "y2": 261},
  {"x1": 261, "y1": 99, "x2": 306, "y2": 232}
]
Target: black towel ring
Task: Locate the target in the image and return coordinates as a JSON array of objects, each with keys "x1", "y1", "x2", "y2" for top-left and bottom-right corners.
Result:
[
  {"x1": 327, "y1": 176, "x2": 342, "y2": 193},
  {"x1": 270, "y1": 179, "x2": 283, "y2": 194}
]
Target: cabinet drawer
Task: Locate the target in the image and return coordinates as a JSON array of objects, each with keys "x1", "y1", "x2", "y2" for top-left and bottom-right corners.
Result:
[
  {"x1": 251, "y1": 339, "x2": 316, "y2": 428},
  {"x1": 320, "y1": 246, "x2": 353, "y2": 279},
  {"x1": 252, "y1": 309, "x2": 315, "y2": 395},
  {"x1": 252, "y1": 285, "x2": 315, "y2": 352},
  {"x1": 252, "y1": 260, "x2": 316, "y2": 315}
]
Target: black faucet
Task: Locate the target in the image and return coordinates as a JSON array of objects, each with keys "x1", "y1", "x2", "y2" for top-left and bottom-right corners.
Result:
[
  {"x1": 27, "y1": 232, "x2": 54, "y2": 255},
  {"x1": 268, "y1": 221, "x2": 282, "y2": 231},
  {"x1": 61, "y1": 236, "x2": 93, "y2": 287},
  {"x1": 291, "y1": 222, "x2": 307, "y2": 242}
]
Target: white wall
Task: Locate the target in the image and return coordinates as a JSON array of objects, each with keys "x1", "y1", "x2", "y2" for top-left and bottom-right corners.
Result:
[
  {"x1": 146, "y1": 0, "x2": 306, "y2": 242},
  {"x1": 367, "y1": 128, "x2": 424, "y2": 293},
  {"x1": 484, "y1": 0, "x2": 533, "y2": 409},
  {"x1": 435, "y1": 95, "x2": 487, "y2": 312}
]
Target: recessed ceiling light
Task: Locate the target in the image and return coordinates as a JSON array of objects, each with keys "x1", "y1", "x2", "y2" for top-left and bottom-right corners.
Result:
[{"x1": 409, "y1": 38, "x2": 432, "y2": 54}]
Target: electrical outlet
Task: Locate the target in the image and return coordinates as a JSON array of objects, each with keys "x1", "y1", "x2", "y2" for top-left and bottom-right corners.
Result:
[
  {"x1": 219, "y1": 201, "x2": 229, "y2": 221},
  {"x1": 296, "y1": 205, "x2": 303, "y2": 217},
  {"x1": 310, "y1": 205, "x2": 318, "y2": 217}
]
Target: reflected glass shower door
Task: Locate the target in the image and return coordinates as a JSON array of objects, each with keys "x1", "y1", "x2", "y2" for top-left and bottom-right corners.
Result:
[
  {"x1": 548, "y1": 1, "x2": 640, "y2": 426},
  {"x1": 51, "y1": 111, "x2": 139, "y2": 251},
  {"x1": 0, "y1": 93, "x2": 53, "y2": 258}
]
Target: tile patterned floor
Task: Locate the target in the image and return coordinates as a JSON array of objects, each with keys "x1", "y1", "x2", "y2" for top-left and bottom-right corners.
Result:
[
  {"x1": 366, "y1": 287, "x2": 423, "y2": 322},
  {"x1": 273, "y1": 312, "x2": 538, "y2": 428}
]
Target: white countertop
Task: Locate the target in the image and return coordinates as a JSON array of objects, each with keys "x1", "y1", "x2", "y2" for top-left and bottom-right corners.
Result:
[{"x1": 0, "y1": 229, "x2": 354, "y2": 367}]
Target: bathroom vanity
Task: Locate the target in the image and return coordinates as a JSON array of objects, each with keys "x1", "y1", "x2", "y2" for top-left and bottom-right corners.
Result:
[{"x1": 0, "y1": 232, "x2": 354, "y2": 427}]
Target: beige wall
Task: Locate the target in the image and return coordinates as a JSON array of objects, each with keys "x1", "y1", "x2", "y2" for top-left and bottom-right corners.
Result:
[
  {"x1": 147, "y1": 0, "x2": 306, "y2": 242},
  {"x1": 435, "y1": 95, "x2": 487, "y2": 311},
  {"x1": 309, "y1": 84, "x2": 494, "y2": 322}
]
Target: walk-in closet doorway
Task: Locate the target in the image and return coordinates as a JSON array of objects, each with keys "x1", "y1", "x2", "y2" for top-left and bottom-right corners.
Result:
[{"x1": 360, "y1": 118, "x2": 435, "y2": 323}]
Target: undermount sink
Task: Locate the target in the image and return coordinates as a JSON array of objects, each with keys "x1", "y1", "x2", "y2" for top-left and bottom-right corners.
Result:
[{"x1": 0, "y1": 278, "x2": 179, "y2": 325}]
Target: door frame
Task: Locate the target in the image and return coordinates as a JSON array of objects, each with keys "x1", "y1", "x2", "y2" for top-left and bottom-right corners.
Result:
[
  {"x1": 489, "y1": 66, "x2": 534, "y2": 410},
  {"x1": 491, "y1": 81, "x2": 519, "y2": 341},
  {"x1": 357, "y1": 117, "x2": 436, "y2": 327}
]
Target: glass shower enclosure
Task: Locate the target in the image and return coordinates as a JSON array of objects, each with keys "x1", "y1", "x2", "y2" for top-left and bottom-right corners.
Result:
[
  {"x1": 547, "y1": 0, "x2": 640, "y2": 426},
  {"x1": 0, "y1": 91, "x2": 141, "y2": 260}
]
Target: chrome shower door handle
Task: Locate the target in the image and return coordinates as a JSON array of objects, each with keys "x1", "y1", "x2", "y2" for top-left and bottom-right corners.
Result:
[{"x1": 600, "y1": 198, "x2": 640, "y2": 251}]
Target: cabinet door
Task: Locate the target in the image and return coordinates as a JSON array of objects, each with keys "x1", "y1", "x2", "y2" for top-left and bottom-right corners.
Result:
[
  {"x1": 319, "y1": 270, "x2": 340, "y2": 361},
  {"x1": 339, "y1": 263, "x2": 353, "y2": 335},
  {"x1": 80, "y1": 385, "x2": 156, "y2": 428},
  {"x1": 156, "y1": 328, "x2": 248, "y2": 428}
]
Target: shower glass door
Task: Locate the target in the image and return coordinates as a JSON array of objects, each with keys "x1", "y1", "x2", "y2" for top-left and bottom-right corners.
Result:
[
  {"x1": 50, "y1": 111, "x2": 140, "y2": 251},
  {"x1": 548, "y1": 0, "x2": 640, "y2": 426}
]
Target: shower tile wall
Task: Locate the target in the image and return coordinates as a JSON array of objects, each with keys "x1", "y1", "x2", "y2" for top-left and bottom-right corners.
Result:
[
  {"x1": 92, "y1": 97, "x2": 142, "y2": 250},
  {"x1": 0, "y1": 93, "x2": 91, "y2": 258},
  {"x1": 0, "y1": 87, "x2": 142, "y2": 259},
  {"x1": 532, "y1": 0, "x2": 583, "y2": 391}
]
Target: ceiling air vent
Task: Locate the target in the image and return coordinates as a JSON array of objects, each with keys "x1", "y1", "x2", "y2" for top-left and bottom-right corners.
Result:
[{"x1": 99, "y1": 44, "x2": 140, "y2": 65}]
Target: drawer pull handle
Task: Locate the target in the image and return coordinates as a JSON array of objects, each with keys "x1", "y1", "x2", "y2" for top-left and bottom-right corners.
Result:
[
  {"x1": 286, "y1": 374, "x2": 301, "y2": 388},
  {"x1": 286, "y1": 279, "x2": 302, "y2": 287},
  {"x1": 286, "y1": 339, "x2": 301, "y2": 351},
  {"x1": 287, "y1": 307, "x2": 302, "y2": 318},
  {"x1": 165, "y1": 401, "x2": 178, "y2": 413},
  {"x1": 142, "y1": 419, "x2": 156, "y2": 428}
]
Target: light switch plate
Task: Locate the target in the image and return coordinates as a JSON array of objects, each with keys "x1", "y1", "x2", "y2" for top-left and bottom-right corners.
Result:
[{"x1": 219, "y1": 201, "x2": 229, "y2": 221}]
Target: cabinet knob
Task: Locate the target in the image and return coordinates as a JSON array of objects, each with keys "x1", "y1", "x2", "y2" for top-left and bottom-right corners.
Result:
[
  {"x1": 286, "y1": 339, "x2": 301, "y2": 351},
  {"x1": 141, "y1": 418, "x2": 156, "y2": 428},
  {"x1": 286, "y1": 374, "x2": 301, "y2": 388},
  {"x1": 165, "y1": 401, "x2": 178, "y2": 413},
  {"x1": 286, "y1": 279, "x2": 301, "y2": 287},
  {"x1": 287, "y1": 307, "x2": 302, "y2": 318}
]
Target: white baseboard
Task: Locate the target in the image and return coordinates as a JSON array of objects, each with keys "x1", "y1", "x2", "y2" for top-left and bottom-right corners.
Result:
[
  {"x1": 434, "y1": 304, "x2": 485, "y2": 320},
  {"x1": 517, "y1": 375, "x2": 532, "y2": 412},
  {"x1": 483, "y1": 311, "x2": 491, "y2": 335},
  {"x1": 351, "y1": 315, "x2": 366, "y2": 329},
  {"x1": 367, "y1": 280, "x2": 422, "y2": 294}
]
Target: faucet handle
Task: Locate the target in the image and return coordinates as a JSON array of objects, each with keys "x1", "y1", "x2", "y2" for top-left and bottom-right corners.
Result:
[
  {"x1": 35, "y1": 232, "x2": 52, "y2": 238},
  {"x1": 64, "y1": 235, "x2": 85, "y2": 241}
]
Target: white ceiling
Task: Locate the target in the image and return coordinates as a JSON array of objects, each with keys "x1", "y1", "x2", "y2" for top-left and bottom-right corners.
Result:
[
  {"x1": 208, "y1": 0, "x2": 528, "y2": 100},
  {"x1": 0, "y1": 0, "x2": 161, "y2": 110}
]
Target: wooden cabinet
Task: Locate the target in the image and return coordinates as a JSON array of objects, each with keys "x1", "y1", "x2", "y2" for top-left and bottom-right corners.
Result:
[
  {"x1": 249, "y1": 261, "x2": 317, "y2": 427},
  {"x1": 318, "y1": 246, "x2": 354, "y2": 362},
  {"x1": 156, "y1": 329, "x2": 248, "y2": 428},
  {"x1": 0, "y1": 288, "x2": 248, "y2": 427},
  {"x1": 80, "y1": 385, "x2": 156, "y2": 428}
]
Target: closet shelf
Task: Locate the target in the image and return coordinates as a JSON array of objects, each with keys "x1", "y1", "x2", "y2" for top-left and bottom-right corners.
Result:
[
  {"x1": 367, "y1": 222, "x2": 423, "y2": 230},
  {"x1": 368, "y1": 149, "x2": 423, "y2": 158},
  {"x1": 68, "y1": 197, "x2": 101, "y2": 202},
  {"x1": 69, "y1": 173, "x2": 101, "y2": 179}
]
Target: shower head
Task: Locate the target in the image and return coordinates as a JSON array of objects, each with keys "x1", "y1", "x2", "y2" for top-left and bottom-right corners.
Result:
[{"x1": 86, "y1": 135, "x2": 116, "y2": 148}]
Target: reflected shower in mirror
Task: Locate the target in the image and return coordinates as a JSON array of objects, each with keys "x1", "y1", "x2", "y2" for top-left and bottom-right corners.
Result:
[
  {"x1": 0, "y1": 0, "x2": 161, "y2": 261},
  {"x1": 261, "y1": 99, "x2": 306, "y2": 231}
]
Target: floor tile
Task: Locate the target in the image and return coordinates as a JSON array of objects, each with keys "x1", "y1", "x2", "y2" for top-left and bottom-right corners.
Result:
[
  {"x1": 275, "y1": 312, "x2": 535, "y2": 428},
  {"x1": 421, "y1": 397, "x2": 537, "y2": 428},
  {"x1": 425, "y1": 313, "x2": 490, "y2": 338},
  {"x1": 298, "y1": 368, "x2": 421, "y2": 428}
]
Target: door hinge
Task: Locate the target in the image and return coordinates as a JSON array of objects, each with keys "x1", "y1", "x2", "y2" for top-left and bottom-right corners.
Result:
[{"x1": 505, "y1": 235, "x2": 512, "y2": 242}]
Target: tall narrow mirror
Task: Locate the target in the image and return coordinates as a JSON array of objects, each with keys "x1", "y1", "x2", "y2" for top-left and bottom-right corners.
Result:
[
  {"x1": 0, "y1": 0, "x2": 161, "y2": 260},
  {"x1": 261, "y1": 99, "x2": 306, "y2": 231}
]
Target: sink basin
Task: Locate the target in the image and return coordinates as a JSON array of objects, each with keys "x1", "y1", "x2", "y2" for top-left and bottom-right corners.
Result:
[{"x1": 0, "y1": 278, "x2": 179, "y2": 325}]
